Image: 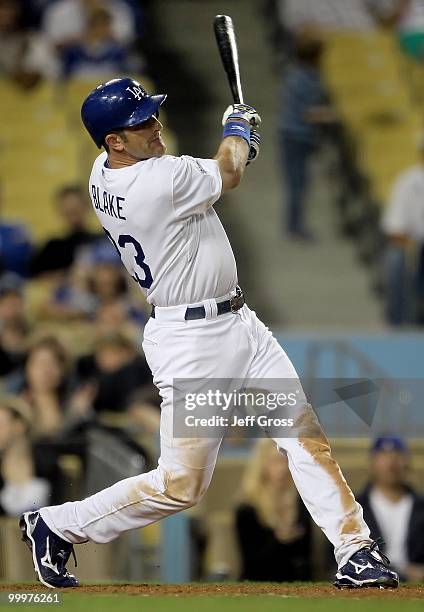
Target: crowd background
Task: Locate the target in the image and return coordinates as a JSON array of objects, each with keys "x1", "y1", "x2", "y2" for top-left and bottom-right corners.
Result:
[{"x1": 0, "y1": 0, "x2": 423, "y2": 585}]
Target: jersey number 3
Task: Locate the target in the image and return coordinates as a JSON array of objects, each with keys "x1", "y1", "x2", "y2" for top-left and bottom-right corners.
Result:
[{"x1": 103, "y1": 228, "x2": 153, "y2": 289}]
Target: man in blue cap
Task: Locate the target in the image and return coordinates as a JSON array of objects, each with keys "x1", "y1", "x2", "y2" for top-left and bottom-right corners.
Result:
[{"x1": 358, "y1": 436, "x2": 424, "y2": 582}]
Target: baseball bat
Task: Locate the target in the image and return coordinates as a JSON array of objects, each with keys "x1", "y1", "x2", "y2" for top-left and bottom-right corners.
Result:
[{"x1": 213, "y1": 15, "x2": 244, "y2": 104}]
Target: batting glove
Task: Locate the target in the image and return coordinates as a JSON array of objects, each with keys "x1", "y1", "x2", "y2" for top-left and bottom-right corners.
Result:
[
  {"x1": 247, "y1": 129, "x2": 261, "y2": 165},
  {"x1": 222, "y1": 103, "x2": 261, "y2": 127}
]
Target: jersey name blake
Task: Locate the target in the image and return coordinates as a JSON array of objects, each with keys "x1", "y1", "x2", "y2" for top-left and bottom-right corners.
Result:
[{"x1": 91, "y1": 184, "x2": 126, "y2": 220}]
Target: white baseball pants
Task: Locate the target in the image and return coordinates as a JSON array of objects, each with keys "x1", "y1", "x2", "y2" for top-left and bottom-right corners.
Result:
[{"x1": 41, "y1": 300, "x2": 371, "y2": 568}]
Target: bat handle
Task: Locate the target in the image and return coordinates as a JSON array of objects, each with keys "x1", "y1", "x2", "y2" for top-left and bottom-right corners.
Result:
[{"x1": 234, "y1": 63, "x2": 243, "y2": 104}]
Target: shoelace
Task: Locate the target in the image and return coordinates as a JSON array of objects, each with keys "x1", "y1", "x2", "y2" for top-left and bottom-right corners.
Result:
[{"x1": 370, "y1": 538, "x2": 390, "y2": 566}]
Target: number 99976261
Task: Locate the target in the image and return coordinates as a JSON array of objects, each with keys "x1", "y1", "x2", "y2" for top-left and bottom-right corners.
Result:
[{"x1": 3, "y1": 592, "x2": 61, "y2": 604}]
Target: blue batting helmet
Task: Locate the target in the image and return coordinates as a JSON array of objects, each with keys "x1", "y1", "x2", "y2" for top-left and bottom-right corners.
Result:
[{"x1": 81, "y1": 77, "x2": 167, "y2": 148}]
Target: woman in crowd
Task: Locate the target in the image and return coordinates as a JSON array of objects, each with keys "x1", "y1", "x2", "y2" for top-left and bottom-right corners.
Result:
[
  {"x1": 236, "y1": 438, "x2": 312, "y2": 582},
  {"x1": 18, "y1": 336, "x2": 71, "y2": 440},
  {"x1": 0, "y1": 396, "x2": 50, "y2": 516}
]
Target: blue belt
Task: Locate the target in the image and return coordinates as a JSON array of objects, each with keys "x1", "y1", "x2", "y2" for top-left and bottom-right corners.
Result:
[{"x1": 151, "y1": 287, "x2": 245, "y2": 320}]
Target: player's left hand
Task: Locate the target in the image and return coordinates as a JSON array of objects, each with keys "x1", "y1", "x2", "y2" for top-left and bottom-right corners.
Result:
[
  {"x1": 222, "y1": 103, "x2": 261, "y2": 127},
  {"x1": 247, "y1": 129, "x2": 261, "y2": 165}
]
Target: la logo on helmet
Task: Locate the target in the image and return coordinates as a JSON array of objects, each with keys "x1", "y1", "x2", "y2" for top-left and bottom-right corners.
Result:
[{"x1": 126, "y1": 86, "x2": 145, "y2": 101}]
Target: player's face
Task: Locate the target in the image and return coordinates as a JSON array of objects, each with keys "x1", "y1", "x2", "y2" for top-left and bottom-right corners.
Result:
[{"x1": 121, "y1": 116, "x2": 166, "y2": 159}]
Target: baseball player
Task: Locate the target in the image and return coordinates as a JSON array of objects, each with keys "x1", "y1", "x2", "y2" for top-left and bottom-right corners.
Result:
[{"x1": 20, "y1": 78, "x2": 398, "y2": 590}]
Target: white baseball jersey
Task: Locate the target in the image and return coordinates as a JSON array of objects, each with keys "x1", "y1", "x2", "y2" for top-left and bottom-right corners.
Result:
[{"x1": 88, "y1": 152, "x2": 238, "y2": 306}]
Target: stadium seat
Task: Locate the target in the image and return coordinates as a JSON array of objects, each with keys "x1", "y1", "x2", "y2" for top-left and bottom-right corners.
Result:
[{"x1": 322, "y1": 31, "x2": 422, "y2": 209}]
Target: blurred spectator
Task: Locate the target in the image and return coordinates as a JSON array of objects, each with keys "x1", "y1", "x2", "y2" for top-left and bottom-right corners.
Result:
[
  {"x1": 75, "y1": 331, "x2": 153, "y2": 414},
  {"x1": 368, "y1": 0, "x2": 424, "y2": 58},
  {"x1": 86, "y1": 240, "x2": 129, "y2": 303},
  {"x1": 125, "y1": 388, "x2": 160, "y2": 460},
  {"x1": 127, "y1": 390, "x2": 160, "y2": 430},
  {"x1": 0, "y1": 274, "x2": 30, "y2": 382},
  {"x1": 0, "y1": 182, "x2": 33, "y2": 278},
  {"x1": 235, "y1": 439, "x2": 312, "y2": 581},
  {"x1": 39, "y1": 263, "x2": 97, "y2": 322},
  {"x1": 31, "y1": 185, "x2": 101, "y2": 278},
  {"x1": 381, "y1": 137, "x2": 424, "y2": 324},
  {"x1": 61, "y1": 7, "x2": 131, "y2": 79},
  {"x1": 0, "y1": 319, "x2": 29, "y2": 378},
  {"x1": 40, "y1": 238, "x2": 148, "y2": 325},
  {"x1": 42, "y1": 0, "x2": 136, "y2": 48},
  {"x1": 366, "y1": 0, "x2": 402, "y2": 26},
  {"x1": 279, "y1": 27, "x2": 336, "y2": 239},
  {"x1": 280, "y1": 0, "x2": 377, "y2": 32},
  {"x1": 0, "y1": 274, "x2": 30, "y2": 381},
  {"x1": 0, "y1": 273, "x2": 26, "y2": 325},
  {"x1": 94, "y1": 299, "x2": 139, "y2": 335},
  {"x1": 15, "y1": 336, "x2": 71, "y2": 440},
  {"x1": 0, "y1": 0, "x2": 59, "y2": 87},
  {"x1": 83, "y1": 238, "x2": 148, "y2": 325},
  {"x1": 0, "y1": 395, "x2": 50, "y2": 516},
  {"x1": 357, "y1": 436, "x2": 424, "y2": 582},
  {"x1": 90, "y1": 240, "x2": 148, "y2": 328}
]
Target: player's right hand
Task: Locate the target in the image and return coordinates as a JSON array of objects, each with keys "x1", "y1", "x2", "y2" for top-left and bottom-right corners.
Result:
[
  {"x1": 222, "y1": 103, "x2": 261, "y2": 127},
  {"x1": 247, "y1": 129, "x2": 261, "y2": 165}
]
